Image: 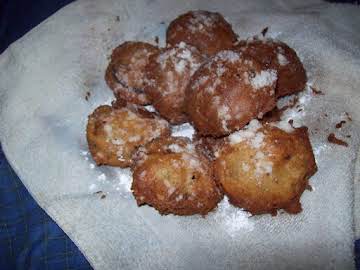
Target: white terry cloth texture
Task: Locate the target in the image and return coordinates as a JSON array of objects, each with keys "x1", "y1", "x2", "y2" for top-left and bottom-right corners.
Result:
[{"x1": 1, "y1": 0, "x2": 360, "y2": 269}]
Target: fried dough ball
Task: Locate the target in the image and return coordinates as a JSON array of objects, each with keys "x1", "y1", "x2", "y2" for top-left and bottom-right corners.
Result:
[
  {"x1": 131, "y1": 137, "x2": 223, "y2": 216},
  {"x1": 105, "y1": 41, "x2": 159, "y2": 105},
  {"x1": 186, "y1": 50, "x2": 277, "y2": 137},
  {"x1": 166, "y1": 10, "x2": 237, "y2": 56},
  {"x1": 214, "y1": 120, "x2": 317, "y2": 215},
  {"x1": 86, "y1": 103, "x2": 170, "y2": 167},
  {"x1": 144, "y1": 42, "x2": 204, "y2": 124},
  {"x1": 234, "y1": 38, "x2": 307, "y2": 97}
]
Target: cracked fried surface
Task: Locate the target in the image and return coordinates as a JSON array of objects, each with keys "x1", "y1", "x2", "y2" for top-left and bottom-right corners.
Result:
[
  {"x1": 105, "y1": 41, "x2": 159, "y2": 105},
  {"x1": 131, "y1": 137, "x2": 223, "y2": 215},
  {"x1": 214, "y1": 120, "x2": 317, "y2": 215},
  {"x1": 166, "y1": 10, "x2": 237, "y2": 56},
  {"x1": 86, "y1": 104, "x2": 170, "y2": 167},
  {"x1": 186, "y1": 50, "x2": 277, "y2": 137},
  {"x1": 144, "y1": 42, "x2": 204, "y2": 124},
  {"x1": 234, "y1": 38, "x2": 307, "y2": 97}
]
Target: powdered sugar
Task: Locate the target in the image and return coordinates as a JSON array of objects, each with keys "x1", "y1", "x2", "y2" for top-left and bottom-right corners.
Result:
[
  {"x1": 188, "y1": 11, "x2": 218, "y2": 33},
  {"x1": 174, "y1": 59, "x2": 187, "y2": 73},
  {"x1": 277, "y1": 53, "x2": 289, "y2": 66},
  {"x1": 157, "y1": 42, "x2": 201, "y2": 76},
  {"x1": 215, "y1": 50, "x2": 240, "y2": 63},
  {"x1": 270, "y1": 120, "x2": 294, "y2": 133},
  {"x1": 250, "y1": 70, "x2": 277, "y2": 90},
  {"x1": 218, "y1": 103, "x2": 231, "y2": 131},
  {"x1": 212, "y1": 198, "x2": 254, "y2": 237},
  {"x1": 227, "y1": 120, "x2": 273, "y2": 177},
  {"x1": 171, "y1": 123, "x2": 195, "y2": 138},
  {"x1": 250, "y1": 132, "x2": 265, "y2": 148},
  {"x1": 168, "y1": 143, "x2": 183, "y2": 153},
  {"x1": 229, "y1": 119, "x2": 262, "y2": 144},
  {"x1": 254, "y1": 151, "x2": 273, "y2": 176}
]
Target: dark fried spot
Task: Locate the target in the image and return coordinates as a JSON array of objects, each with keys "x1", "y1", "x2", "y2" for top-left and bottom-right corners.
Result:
[
  {"x1": 154, "y1": 36, "x2": 159, "y2": 44},
  {"x1": 101, "y1": 194, "x2": 106, "y2": 199}
]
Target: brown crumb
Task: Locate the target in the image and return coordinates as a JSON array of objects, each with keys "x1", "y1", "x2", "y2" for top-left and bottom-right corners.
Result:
[
  {"x1": 327, "y1": 133, "x2": 348, "y2": 147},
  {"x1": 154, "y1": 36, "x2": 159, "y2": 44},
  {"x1": 288, "y1": 119, "x2": 294, "y2": 126},
  {"x1": 335, "y1": 120, "x2": 346, "y2": 129},
  {"x1": 324, "y1": 113, "x2": 328, "y2": 117},
  {"x1": 115, "y1": 16, "x2": 120, "y2": 22},
  {"x1": 261, "y1": 27, "x2": 269, "y2": 37},
  {"x1": 345, "y1": 112, "x2": 352, "y2": 121},
  {"x1": 306, "y1": 185, "x2": 313, "y2": 191},
  {"x1": 310, "y1": 86, "x2": 324, "y2": 95},
  {"x1": 101, "y1": 194, "x2": 106, "y2": 199},
  {"x1": 85, "y1": 91, "x2": 91, "y2": 101}
]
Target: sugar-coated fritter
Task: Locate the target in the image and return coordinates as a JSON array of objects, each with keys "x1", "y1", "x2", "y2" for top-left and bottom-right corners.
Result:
[
  {"x1": 166, "y1": 10, "x2": 237, "y2": 56},
  {"x1": 131, "y1": 136, "x2": 223, "y2": 215},
  {"x1": 214, "y1": 119, "x2": 317, "y2": 215},
  {"x1": 234, "y1": 38, "x2": 307, "y2": 97},
  {"x1": 186, "y1": 50, "x2": 277, "y2": 137},
  {"x1": 86, "y1": 103, "x2": 170, "y2": 167},
  {"x1": 105, "y1": 41, "x2": 159, "y2": 105},
  {"x1": 145, "y1": 42, "x2": 204, "y2": 124}
]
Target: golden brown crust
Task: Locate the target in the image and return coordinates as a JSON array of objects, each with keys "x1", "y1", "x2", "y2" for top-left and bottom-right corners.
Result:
[
  {"x1": 214, "y1": 121, "x2": 317, "y2": 215},
  {"x1": 131, "y1": 137, "x2": 223, "y2": 216},
  {"x1": 144, "y1": 43, "x2": 204, "y2": 124},
  {"x1": 234, "y1": 39, "x2": 307, "y2": 97},
  {"x1": 186, "y1": 50, "x2": 277, "y2": 137},
  {"x1": 105, "y1": 41, "x2": 159, "y2": 105},
  {"x1": 166, "y1": 10, "x2": 237, "y2": 56},
  {"x1": 86, "y1": 104, "x2": 170, "y2": 167}
]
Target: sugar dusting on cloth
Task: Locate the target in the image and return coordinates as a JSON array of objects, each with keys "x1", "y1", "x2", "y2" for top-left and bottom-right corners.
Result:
[{"x1": 0, "y1": 0, "x2": 360, "y2": 269}]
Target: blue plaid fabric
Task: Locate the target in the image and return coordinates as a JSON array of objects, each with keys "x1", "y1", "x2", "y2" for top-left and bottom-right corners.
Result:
[{"x1": 0, "y1": 144, "x2": 92, "y2": 270}]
